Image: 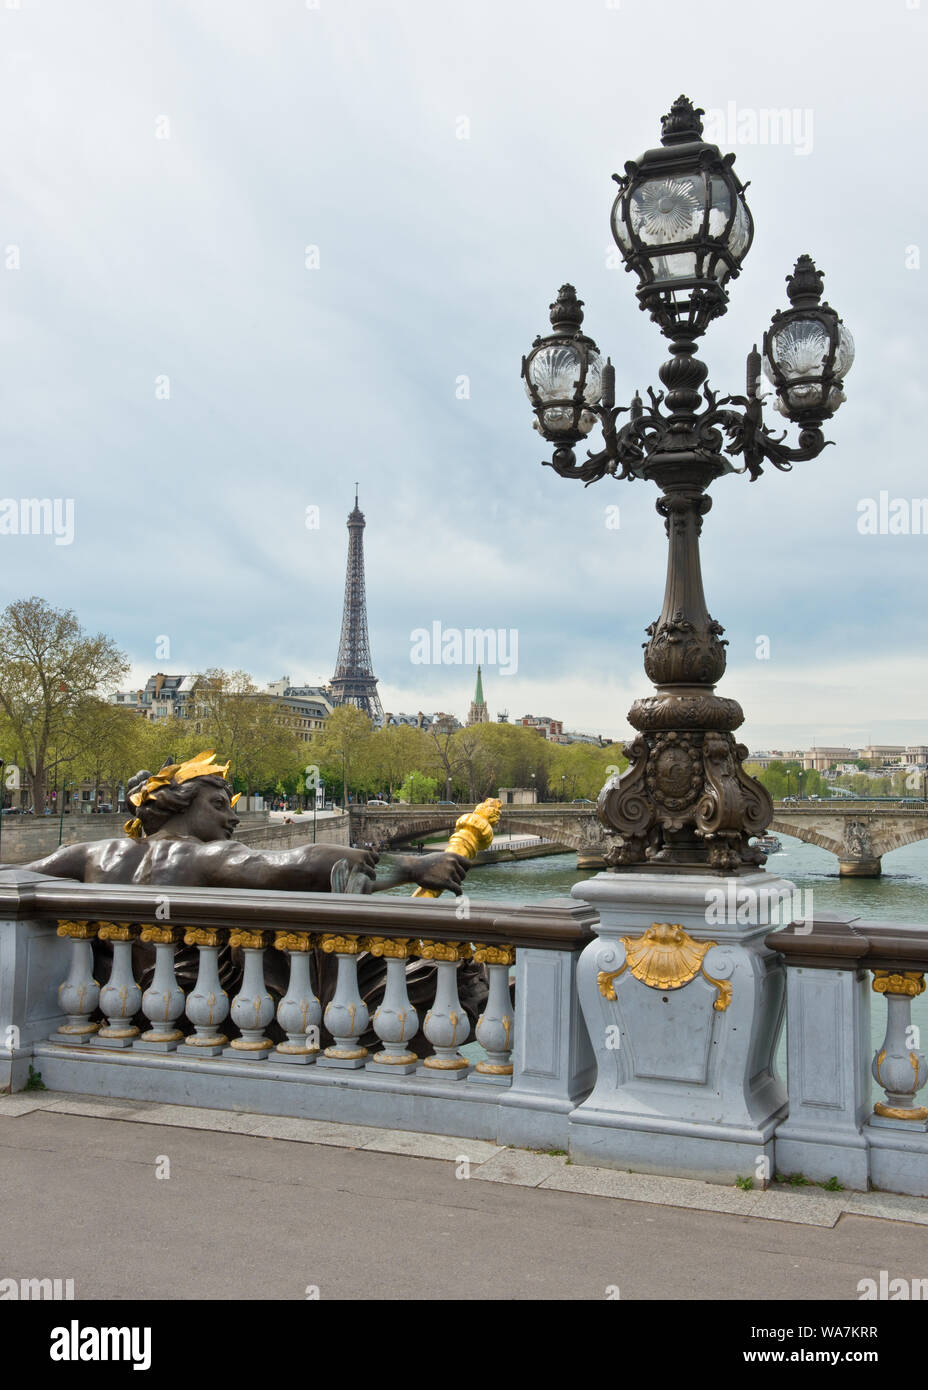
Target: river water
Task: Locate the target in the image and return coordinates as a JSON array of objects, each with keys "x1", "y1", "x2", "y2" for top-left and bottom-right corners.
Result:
[{"x1": 385, "y1": 833, "x2": 928, "y2": 1101}]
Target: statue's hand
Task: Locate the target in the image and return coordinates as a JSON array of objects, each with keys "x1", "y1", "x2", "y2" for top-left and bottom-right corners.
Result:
[{"x1": 413, "y1": 851, "x2": 470, "y2": 896}]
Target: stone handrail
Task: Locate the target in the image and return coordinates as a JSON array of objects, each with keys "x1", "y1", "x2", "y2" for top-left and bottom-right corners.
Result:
[
  {"x1": 0, "y1": 869, "x2": 597, "y2": 1152},
  {"x1": 765, "y1": 916, "x2": 928, "y2": 1195}
]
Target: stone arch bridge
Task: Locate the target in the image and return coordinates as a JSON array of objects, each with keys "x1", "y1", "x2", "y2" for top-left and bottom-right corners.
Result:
[
  {"x1": 351, "y1": 801, "x2": 928, "y2": 878},
  {"x1": 349, "y1": 804, "x2": 605, "y2": 858},
  {"x1": 769, "y1": 802, "x2": 928, "y2": 877}
]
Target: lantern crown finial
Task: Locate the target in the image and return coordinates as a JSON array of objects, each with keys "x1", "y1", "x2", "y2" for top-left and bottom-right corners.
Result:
[
  {"x1": 660, "y1": 95, "x2": 705, "y2": 146},
  {"x1": 549, "y1": 283, "x2": 585, "y2": 333},
  {"x1": 785, "y1": 254, "x2": 825, "y2": 308}
]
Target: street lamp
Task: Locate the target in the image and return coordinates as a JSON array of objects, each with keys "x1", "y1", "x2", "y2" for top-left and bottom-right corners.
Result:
[
  {"x1": 522, "y1": 97, "x2": 853, "y2": 872},
  {"x1": 797, "y1": 770, "x2": 805, "y2": 802}
]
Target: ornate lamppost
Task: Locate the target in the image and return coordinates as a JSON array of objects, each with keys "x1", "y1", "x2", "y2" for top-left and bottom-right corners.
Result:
[{"x1": 522, "y1": 96, "x2": 853, "y2": 875}]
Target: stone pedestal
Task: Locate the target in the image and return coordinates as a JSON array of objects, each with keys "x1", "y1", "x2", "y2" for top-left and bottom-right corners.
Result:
[{"x1": 567, "y1": 871, "x2": 791, "y2": 1183}]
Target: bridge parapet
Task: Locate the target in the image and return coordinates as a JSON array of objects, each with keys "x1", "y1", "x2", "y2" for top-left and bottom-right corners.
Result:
[
  {"x1": 769, "y1": 805, "x2": 928, "y2": 877},
  {"x1": 767, "y1": 918, "x2": 928, "y2": 1195}
]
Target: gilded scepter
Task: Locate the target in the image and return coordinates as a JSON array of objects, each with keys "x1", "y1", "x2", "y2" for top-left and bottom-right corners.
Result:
[{"x1": 411, "y1": 797, "x2": 502, "y2": 897}]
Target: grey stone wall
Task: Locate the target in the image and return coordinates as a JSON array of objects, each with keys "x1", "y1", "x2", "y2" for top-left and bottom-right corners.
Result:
[{"x1": 0, "y1": 811, "x2": 271, "y2": 865}]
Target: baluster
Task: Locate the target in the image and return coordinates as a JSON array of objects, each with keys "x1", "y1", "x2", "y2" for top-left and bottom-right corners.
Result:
[
  {"x1": 367, "y1": 937, "x2": 418, "y2": 1074},
  {"x1": 225, "y1": 930, "x2": 275, "y2": 1059},
  {"x1": 318, "y1": 934, "x2": 369, "y2": 1069},
  {"x1": 178, "y1": 928, "x2": 230, "y2": 1056},
  {"x1": 136, "y1": 926, "x2": 185, "y2": 1051},
  {"x1": 419, "y1": 940, "x2": 472, "y2": 1079},
  {"x1": 472, "y1": 943, "x2": 515, "y2": 1082},
  {"x1": 274, "y1": 931, "x2": 321, "y2": 1064},
  {"x1": 871, "y1": 971, "x2": 928, "y2": 1128},
  {"x1": 93, "y1": 922, "x2": 142, "y2": 1048},
  {"x1": 52, "y1": 920, "x2": 101, "y2": 1044}
]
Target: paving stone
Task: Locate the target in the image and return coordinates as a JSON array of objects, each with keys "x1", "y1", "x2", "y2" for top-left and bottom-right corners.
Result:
[
  {"x1": 0, "y1": 1095, "x2": 54, "y2": 1117},
  {"x1": 841, "y1": 1192, "x2": 928, "y2": 1226},
  {"x1": 541, "y1": 1164, "x2": 765, "y2": 1217},
  {"x1": 126, "y1": 1104, "x2": 268, "y2": 1134},
  {"x1": 362, "y1": 1131, "x2": 504, "y2": 1162},
  {"x1": 245, "y1": 1116, "x2": 384, "y2": 1147},
  {"x1": 473, "y1": 1149, "x2": 570, "y2": 1187}
]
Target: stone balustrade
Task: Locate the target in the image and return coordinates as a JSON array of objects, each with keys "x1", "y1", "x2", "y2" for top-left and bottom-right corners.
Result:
[
  {"x1": 0, "y1": 868, "x2": 595, "y2": 1149},
  {"x1": 766, "y1": 916, "x2": 928, "y2": 1196},
  {"x1": 4, "y1": 864, "x2": 928, "y2": 1195}
]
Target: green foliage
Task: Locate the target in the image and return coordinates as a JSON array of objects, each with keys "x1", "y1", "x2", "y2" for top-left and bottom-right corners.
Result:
[
  {"x1": 397, "y1": 771, "x2": 438, "y2": 804},
  {"x1": 735, "y1": 1175, "x2": 754, "y2": 1190},
  {"x1": 0, "y1": 596, "x2": 129, "y2": 810},
  {"x1": 23, "y1": 1066, "x2": 46, "y2": 1092},
  {"x1": 821, "y1": 1176, "x2": 844, "y2": 1191},
  {"x1": 744, "y1": 760, "x2": 832, "y2": 802}
]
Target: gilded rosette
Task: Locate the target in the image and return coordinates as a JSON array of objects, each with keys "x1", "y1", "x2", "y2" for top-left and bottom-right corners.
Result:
[
  {"x1": 473, "y1": 943, "x2": 516, "y2": 966},
  {"x1": 872, "y1": 971, "x2": 926, "y2": 998},
  {"x1": 183, "y1": 927, "x2": 226, "y2": 948},
  {"x1": 96, "y1": 921, "x2": 138, "y2": 942},
  {"x1": 139, "y1": 924, "x2": 184, "y2": 946},
  {"x1": 418, "y1": 939, "x2": 473, "y2": 963},
  {"x1": 318, "y1": 933, "x2": 368, "y2": 955},
  {"x1": 228, "y1": 929, "x2": 271, "y2": 951},
  {"x1": 412, "y1": 797, "x2": 502, "y2": 899},
  {"x1": 273, "y1": 931, "x2": 316, "y2": 952},
  {"x1": 57, "y1": 920, "x2": 100, "y2": 940},
  {"x1": 365, "y1": 937, "x2": 414, "y2": 959}
]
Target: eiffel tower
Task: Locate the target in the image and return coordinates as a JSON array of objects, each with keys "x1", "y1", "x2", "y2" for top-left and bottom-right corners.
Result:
[{"x1": 330, "y1": 486, "x2": 384, "y2": 723}]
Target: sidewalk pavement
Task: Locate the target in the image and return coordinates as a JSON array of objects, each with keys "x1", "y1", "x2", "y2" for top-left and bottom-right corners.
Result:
[{"x1": 1, "y1": 1092, "x2": 926, "y2": 1301}]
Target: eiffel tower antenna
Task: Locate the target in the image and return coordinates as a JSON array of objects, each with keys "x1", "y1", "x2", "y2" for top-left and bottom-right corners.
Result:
[{"x1": 330, "y1": 491, "x2": 384, "y2": 723}]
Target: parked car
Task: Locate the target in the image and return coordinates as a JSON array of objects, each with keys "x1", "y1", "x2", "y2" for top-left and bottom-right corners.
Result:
[
  {"x1": 436, "y1": 801, "x2": 457, "y2": 806},
  {"x1": 573, "y1": 797, "x2": 595, "y2": 804},
  {"x1": 367, "y1": 800, "x2": 390, "y2": 807},
  {"x1": 0, "y1": 806, "x2": 23, "y2": 815}
]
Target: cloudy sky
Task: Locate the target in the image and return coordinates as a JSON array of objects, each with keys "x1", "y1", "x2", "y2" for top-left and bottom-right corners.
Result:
[{"x1": 0, "y1": 0, "x2": 924, "y2": 748}]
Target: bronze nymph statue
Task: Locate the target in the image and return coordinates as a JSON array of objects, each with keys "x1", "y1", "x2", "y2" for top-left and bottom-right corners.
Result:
[{"x1": 27, "y1": 751, "x2": 484, "y2": 1049}]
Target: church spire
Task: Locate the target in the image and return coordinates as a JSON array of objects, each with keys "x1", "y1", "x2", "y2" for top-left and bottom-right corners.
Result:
[{"x1": 466, "y1": 665, "x2": 489, "y2": 726}]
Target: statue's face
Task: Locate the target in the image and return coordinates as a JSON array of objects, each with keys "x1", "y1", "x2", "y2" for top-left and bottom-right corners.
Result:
[{"x1": 183, "y1": 782, "x2": 240, "y2": 842}]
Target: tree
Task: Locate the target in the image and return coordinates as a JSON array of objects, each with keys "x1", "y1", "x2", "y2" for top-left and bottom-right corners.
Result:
[
  {"x1": 191, "y1": 669, "x2": 307, "y2": 797},
  {"x1": 310, "y1": 705, "x2": 374, "y2": 805},
  {"x1": 0, "y1": 597, "x2": 129, "y2": 810},
  {"x1": 365, "y1": 724, "x2": 431, "y2": 799},
  {"x1": 397, "y1": 771, "x2": 439, "y2": 804},
  {"x1": 69, "y1": 700, "x2": 151, "y2": 806}
]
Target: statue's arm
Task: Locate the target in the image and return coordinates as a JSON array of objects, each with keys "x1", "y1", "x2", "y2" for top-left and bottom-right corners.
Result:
[
  {"x1": 24, "y1": 844, "x2": 89, "y2": 880},
  {"x1": 194, "y1": 842, "x2": 378, "y2": 892}
]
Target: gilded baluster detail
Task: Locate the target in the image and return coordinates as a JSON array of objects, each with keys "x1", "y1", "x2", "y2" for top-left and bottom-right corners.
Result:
[
  {"x1": 273, "y1": 931, "x2": 320, "y2": 1064},
  {"x1": 94, "y1": 922, "x2": 142, "y2": 1048},
  {"x1": 53, "y1": 921, "x2": 101, "y2": 1044},
  {"x1": 473, "y1": 944, "x2": 515, "y2": 1081},
  {"x1": 368, "y1": 938, "x2": 418, "y2": 1073},
  {"x1": 137, "y1": 925, "x2": 185, "y2": 1050},
  {"x1": 420, "y1": 940, "x2": 473, "y2": 1077},
  {"x1": 178, "y1": 927, "x2": 230, "y2": 1055},
  {"x1": 226, "y1": 929, "x2": 274, "y2": 1058},
  {"x1": 871, "y1": 972, "x2": 928, "y2": 1126},
  {"x1": 319, "y1": 935, "x2": 371, "y2": 1068}
]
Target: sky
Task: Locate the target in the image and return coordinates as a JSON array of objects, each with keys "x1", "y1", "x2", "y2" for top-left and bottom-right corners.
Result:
[{"x1": 0, "y1": 0, "x2": 925, "y2": 749}]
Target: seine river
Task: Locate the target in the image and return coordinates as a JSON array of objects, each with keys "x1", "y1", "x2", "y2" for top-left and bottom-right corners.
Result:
[{"x1": 386, "y1": 834, "x2": 928, "y2": 1098}]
